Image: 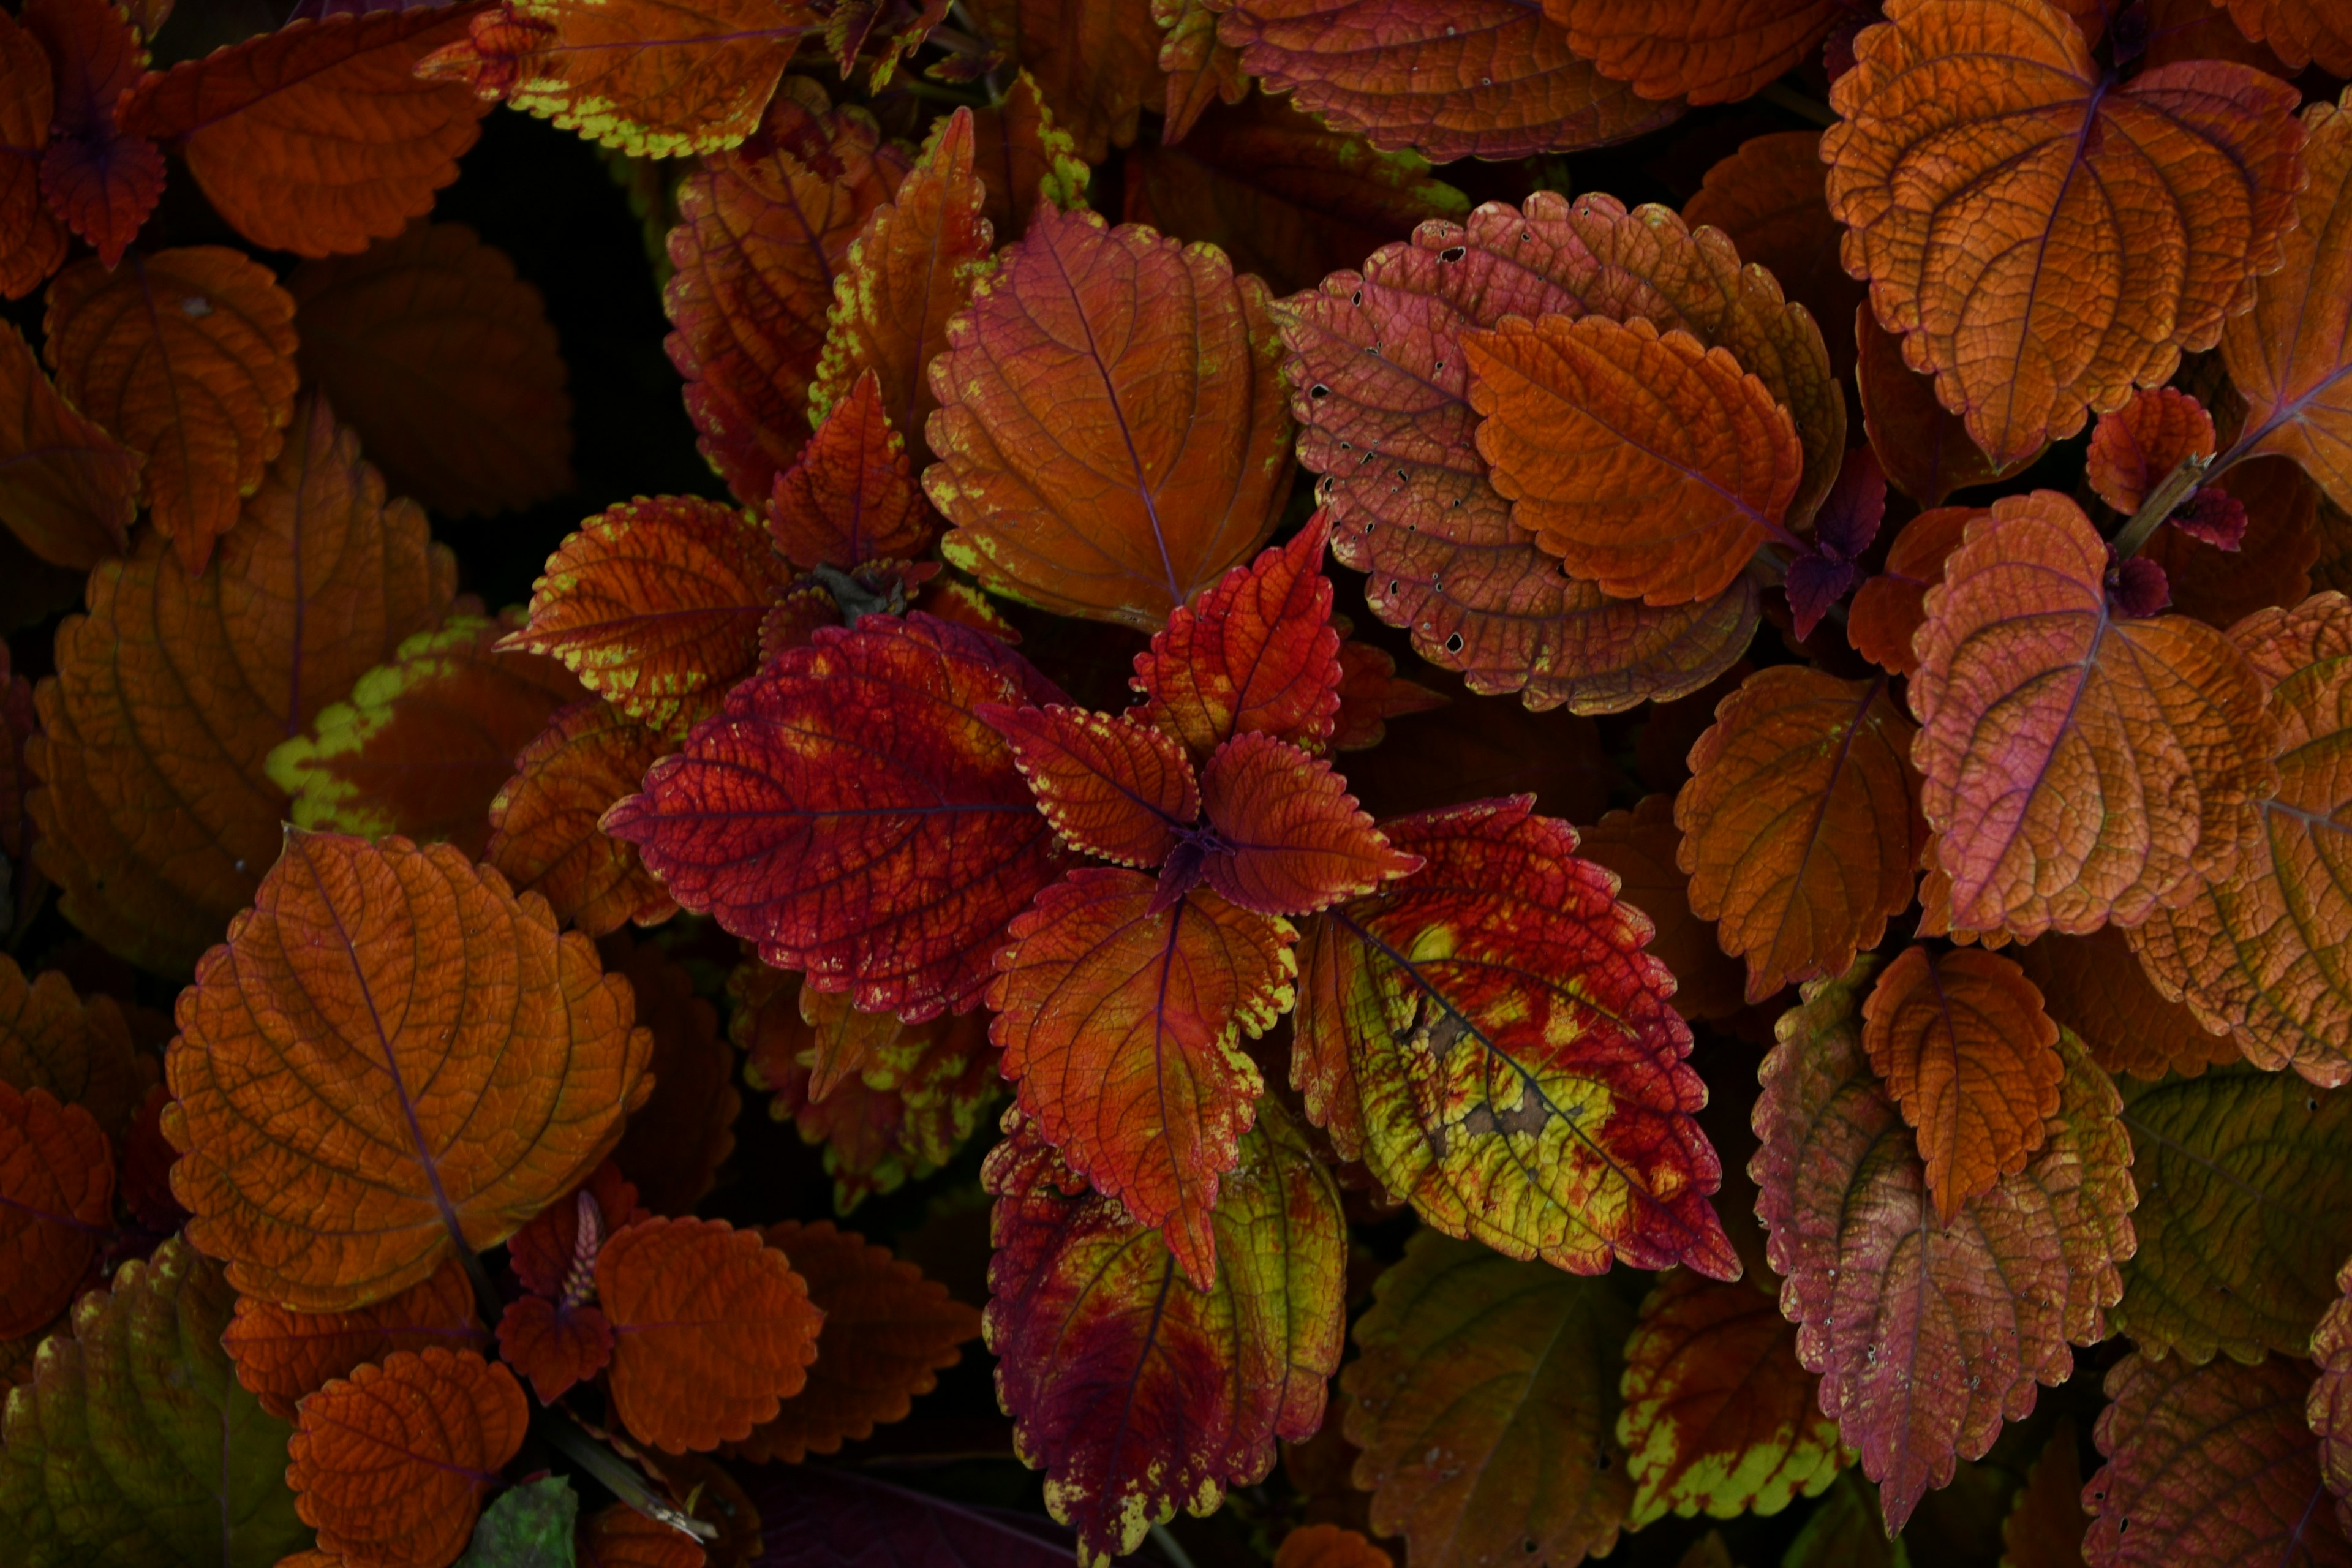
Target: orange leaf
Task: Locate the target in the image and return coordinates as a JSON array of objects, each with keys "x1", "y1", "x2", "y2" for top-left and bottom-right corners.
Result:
[
  {"x1": 662, "y1": 86, "x2": 907, "y2": 506},
  {"x1": 287, "y1": 221, "x2": 573, "y2": 517},
  {"x1": 1860, "y1": 945, "x2": 2065, "y2": 1221},
  {"x1": 987, "y1": 869, "x2": 1295, "y2": 1287},
  {"x1": 1197, "y1": 731, "x2": 1420, "y2": 915},
  {"x1": 1675, "y1": 665, "x2": 1924, "y2": 1002},
  {"x1": 0, "y1": 9, "x2": 66, "y2": 300},
  {"x1": 1682, "y1": 131, "x2": 1866, "y2": 386},
  {"x1": 0, "y1": 954, "x2": 140, "y2": 1135},
  {"x1": 1824, "y1": 0, "x2": 2305, "y2": 467},
  {"x1": 488, "y1": 698, "x2": 680, "y2": 938},
  {"x1": 597, "y1": 1216, "x2": 823, "y2": 1453},
  {"x1": 2086, "y1": 387, "x2": 2216, "y2": 514},
  {"x1": 2010, "y1": 926, "x2": 2241, "y2": 1082},
  {"x1": 165, "y1": 832, "x2": 652, "y2": 1310},
  {"x1": 1330, "y1": 635, "x2": 1445, "y2": 752},
  {"x1": 810, "y1": 107, "x2": 990, "y2": 470},
  {"x1": 1853, "y1": 306, "x2": 2027, "y2": 510},
  {"x1": 579, "y1": 1504, "x2": 709, "y2": 1568},
  {"x1": 1131, "y1": 516, "x2": 1342, "y2": 759},
  {"x1": 0, "y1": 318, "x2": 134, "y2": 569},
  {"x1": 116, "y1": 4, "x2": 491, "y2": 257},
  {"x1": 1154, "y1": 0, "x2": 1249, "y2": 145},
  {"x1": 506, "y1": 496, "x2": 790, "y2": 739},
  {"x1": 984, "y1": 704, "x2": 1198, "y2": 868},
  {"x1": 926, "y1": 205, "x2": 1294, "y2": 630},
  {"x1": 222, "y1": 1257, "x2": 487, "y2": 1420},
  {"x1": 420, "y1": 0, "x2": 814, "y2": 157},
  {"x1": 730, "y1": 1219, "x2": 981, "y2": 1461},
  {"x1": 970, "y1": 67, "x2": 1090, "y2": 241},
  {"x1": 24, "y1": 0, "x2": 164, "y2": 270},
  {"x1": 1847, "y1": 504, "x2": 1977, "y2": 677},
  {"x1": 1577, "y1": 794, "x2": 1745, "y2": 1022},
  {"x1": 0, "y1": 1082, "x2": 111, "y2": 1339},
  {"x1": 2002, "y1": 1419, "x2": 2087, "y2": 1568},
  {"x1": 1910, "y1": 492, "x2": 2277, "y2": 939},
  {"x1": 1551, "y1": 0, "x2": 1845, "y2": 104},
  {"x1": 286, "y1": 1349, "x2": 529, "y2": 1568},
  {"x1": 2223, "y1": 89, "x2": 2352, "y2": 517},
  {"x1": 42, "y1": 245, "x2": 299, "y2": 574},
  {"x1": 30, "y1": 393, "x2": 457, "y2": 973},
  {"x1": 606, "y1": 935, "x2": 740, "y2": 1216},
  {"x1": 1215, "y1": 0, "x2": 1684, "y2": 163},
  {"x1": 2206, "y1": 0, "x2": 2352, "y2": 70},
  {"x1": 494, "y1": 1292, "x2": 612, "y2": 1403},
  {"x1": 1276, "y1": 1523, "x2": 1393, "y2": 1568},
  {"x1": 2141, "y1": 454, "x2": 2318, "y2": 630},
  {"x1": 768, "y1": 367, "x2": 936, "y2": 570},
  {"x1": 962, "y1": 0, "x2": 1161, "y2": 164},
  {"x1": 1469, "y1": 312, "x2": 1804, "y2": 605},
  {"x1": 267, "y1": 611, "x2": 588, "y2": 859}
]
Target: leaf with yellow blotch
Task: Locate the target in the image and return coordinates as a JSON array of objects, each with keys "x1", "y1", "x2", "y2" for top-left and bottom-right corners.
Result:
[
  {"x1": 987, "y1": 1100, "x2": 1345, "y2": 1567},
  {"x1": 2223, "y1": 89, "x2": 2352, "y2": 518},
  {"x1": 962, "y1": 0, "x2": 1161, "y2": 164},
  {"x1": 1343, "y1": 1229, "x2": 1633, "y2": 1567},
  {"x1": 115, "y1": 4, "x2": 491, "y2": 256},
  {"x1": 605, "y1": 935, "x2": 739, "y2": 1216},
  {"x1": 810, "y1": 107, "x2": 989, "y2": 470},
  {"x1": 1294, "y1": 796, "x2": 1740, "y2": 1280},
  {"x1": 971, "y1": 69, "x2": 1089, "y2": 242},
  {"x1": 0, "y1": 954, "x2": 139, "y2": 1135},
  {"x1": 287, "y1": 221, "x2": 573, "y2": 517},
  {"x1": 1132, "y1": 518, "x2": 1341, "y2": 760},
  {"x1": 2010, "y1": 926, "x2": 2241, "y2": 1082},
  {"x1": 769, "y1": 368, "x2": 937, "y2": 570},
  {"x1": 506, "y1": 496, "x2": 789, "y2": 739},
  {"x1": 0, "y1": 1240, "x2": 312, "y2": 1568},
  {"x1": 607, "y1": 614, "x2": 1069, "y2": 1022},
  {"x1": 2086, "y1": 1352, "x2": 2352, "y2": 1568},
  {"x1": 598, "y1": 1216, "x2": 823, "y2": 1454},
  {"x1": 24, "y1": 0, "x2": 164, "y2": 271},
  {"x1": 418, "y1": 0, "x2": 815, "y2": 157},
  {"x1": 268, "y1": 612, "x2": 587, "y2": 859},
  {"x1": 1675, "y1": 665, "x2": 1923, "y2": 1003},
  {"x1": 1847, "y1": 504, "x2": 1975, "y2": 677},
  {"x1": 1550, "y1": 0, "x2": 1845, "y2": 104},
  {"x1": 1854, "y1": 307, "x2": 2028, "y2": 509},
  {"x1": 1469, "y1": 312, "x2": 1804, "y2": 606},
  {"x1": 729, "y1": 1219, "x2": 980, "y2": 1462},
  {"x1": 1617, "y1": 1267, "x2": 1846, "y2": 1528},
  {"x1": 1275, "y1": 1524, "x2": 1392, "y2": 1568},
  {"x1": 287, "y1": 1348, "x2": 529, "y2": 1568},
  {"x1": 1683, "y1": 131, "x2": 1866, "y2": 385},
  {"x1": 925, "y1": 205, "x2": 1294, "y2": 631},
  {"x1": 1153, "y1": 0, "x2": 1247, "y2": 144},
  {"x1": 0, "y1": 320, "x2": 134, "y2": 570},
  {"x1": 2087, "y1": 387, "x2": 2217, "y2": 514},
  {"x1": 1757, "y1": 960, "x2": 2136, "y2": 1533},
  {"x1": 1910, "y1": 492, "x2": 2278, "y2": 941},
  {"x1": 1578, "y1": 796, "x2": 1745, "y2": 1022},
  {"x1": 988, "y1": 870, "x2": 1294, "y2": 1289},
  {"x1": 0, "y1": 1082, "x2": 111, "y2": 1339},
  {"x1": 662, "y1": 85, "x2": 907, "y2": 505},
  {"x1": 2002, "y1": 1419, "x2": 2086, "y2": 1568},
  {"x1": 0, "y1": 9, "x2": 66, "y2": 300},
  {"x1": 43, "y1": 245, "x2": 299, "y2": 575},
  {"x1": 165, "y1": 832, "x2": 652, "y2": 1311},
  {"x1": 221, "y1": 1256, "x2": 486, "y2": 1420},
  {"x1": 2128, "y1": 594, "x2": 2352, "y2": 1086},
  {"x1": 1215, "y1": 0, "x2": 1685, "y2": 162},
  {"x1": 1121, "y1": 94, "x2": 1469, "y2": 299},
  {"x1": 31, "y1": 393, "x2": 457, "y2": 974},
  {"x1": 488, "y1": 698, "x2": 679, "y2": 938},
  {"x1": 1824, "y1": 0, "x2": 2306, "y2": 468},
  {"x1": 1861, "y1": 945, "x2": 2064, "y2": 1220}
]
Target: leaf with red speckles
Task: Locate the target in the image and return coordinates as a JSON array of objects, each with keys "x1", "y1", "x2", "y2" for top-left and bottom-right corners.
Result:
[
  {"x1": 662, "y1": 86, "x2": 908, "y2": 505},
  {"x1": 986, "y1": 1100, "x2": 1344, "y2": 1566},
  {"x1": 769, "y1": 368, "x2": 937, "y2": 571},
  {"x1": 1131, "y1": 518, "x2": 1342, "y2": 759},
  {"x1": 2087, "y1": 388, "x2": 2217, "y2": 514},
  {"x1": 1293, "y1": 796, "x2": 1740, "y2": 1280},
  {"x1": 222, "y1": 1256, "x2": 486, "y2": 1419},
  {"x1": 0, "y1": 1082, "x2": 111, "y2": 1340},
  {"x1": 286, "y1": 1349, "x2": 529, "y2": 1568},
  {"x1": 1196, "y1": 731, "x2": 1420, "y2": 916},
  {"x1": 0, "y1": 320, "x2": 135, "y2": 570},
  {"x1": 1577, "y1": 795, "x2": 1745, "y2": 1023},
  {"x1": 927, "y1": 205, "x2": 1294, "y2": 631},
  {"x1": 24, "y1": 0, "x2": 164, "y2": 270},
  {"x1": 730, "y1": 1219, "x2": 981, "y2": 1462},
  {"x1": 1755, "y1": 959, "x2": 2136, "y2": 1534},
  {"x1": 488, "y1": 699, "x2": 680, "y2": 939},
  {"x1": 1551, "y1": 0, "x2": 1847, "y2": 105},
  {"x1": 1910, "y1": 492, "x2": 2277, "y2": 941},
  {"x1": 605, "y1": 614, "x2": 1069, "y2": 1022},
  {"x1": 1847, "y1": 504, "x2": 1977, "y2": 677},
  {"x1": 982, "y1": 704, "x2": 1197, "y2": 868},
  {"x1": 1616, "y1": 1267, "x2": 1846, "y2": 1528},
  {"x1": 1675, "y1": 665, "x2": 1924, "y2": 1003},
  {"x1": 0, "y1": 10, "x2": 66, "y2": 300},
  {"x1": 2086, "y1": 1351, "x2": 2352, "y2": 1568},
  {"x1": 987, "y1": 870, "x2": 1295, "y2": 1288},
  {"x1": 114, "y1": 2, "x2": 491, "y2": 257},
  {"x1": 1215, "y1": 0, "x2": 1684, "y2": 162},
  {"x1": 2009, "y1": 927, "x2": 2241, "y2": 1082}
]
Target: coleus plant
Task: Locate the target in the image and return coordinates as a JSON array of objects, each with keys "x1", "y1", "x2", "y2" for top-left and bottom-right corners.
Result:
[{"x1": 0, "y1": 0, "x2": 2350, "y2": 1563}]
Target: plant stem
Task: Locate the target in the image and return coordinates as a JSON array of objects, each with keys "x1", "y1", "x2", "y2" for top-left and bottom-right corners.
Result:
[
  {"x1": 2111, "y1": 451, "x2": 2212, "y2": 558},
  {"x1": 532, "y1": 1409, "x2": 718, "y2": 1543},
  {"x1": 1760, "y1": 82, "x2": 1837, "y2": 126}
]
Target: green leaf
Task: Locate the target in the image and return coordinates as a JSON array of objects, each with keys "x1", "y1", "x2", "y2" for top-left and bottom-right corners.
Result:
[{"x1": 455, "y1": 1477, "x2": 579, "y2": 1568}]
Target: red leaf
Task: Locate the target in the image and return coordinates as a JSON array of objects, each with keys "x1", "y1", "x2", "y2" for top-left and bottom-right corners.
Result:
[
  {"x1": 26, "y1": 0, "x2": 164, "y2": 270},
  {"x1": 1329, "y1": 635, "x2": 1445, "y2": 753},
  {"x1": 987, "y1": 870, "x2": 1295, "y2": 1287},
  {"x1": 222, "y1": 1257, "x2": 486, "y2": 1420},
  {"x1": 1197, "y1": 731, "x2": 1419, "y2": 916},
  {"x1": 605, "y1": 935, "x2": 740, "y2": 1216},
  {"x1": 0, "y1": 10, "x2": 66, "y2": 300},
  {"x1": 1131, "y1": 518, "x2": 1343, "y2": 759},
  {"x1": 508, "y1": 1159, "x2": 647, "y2": 1300},
  {"x1": 1553, "y1": 0, "x2": 1847, "y2": 105},
  {"x1": 494, "y1": 1292, "x2": 612, "y2": 1403},
  {"x1": 982, "y1": 704, "x2": 1197, "y2": 868},
  {"x1": 0, "y1": 1082, "x2": 111, "y2": 1340},
  {"x1": 984, "y1": 1104, "x2": 1344, "y2": 1564},
  {"x1": 1847, "y1": 503, "x2": 1976, "y2": 677},
  {"x1": 488, "y1": 698, "x2": 680, "y2": 939},
  {"x1": 606, "y1": 614, "x2": 1068, "y2": 1022},
  {"x1": 768, "y1": 367, "x2": 937, "y2": 571}
]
